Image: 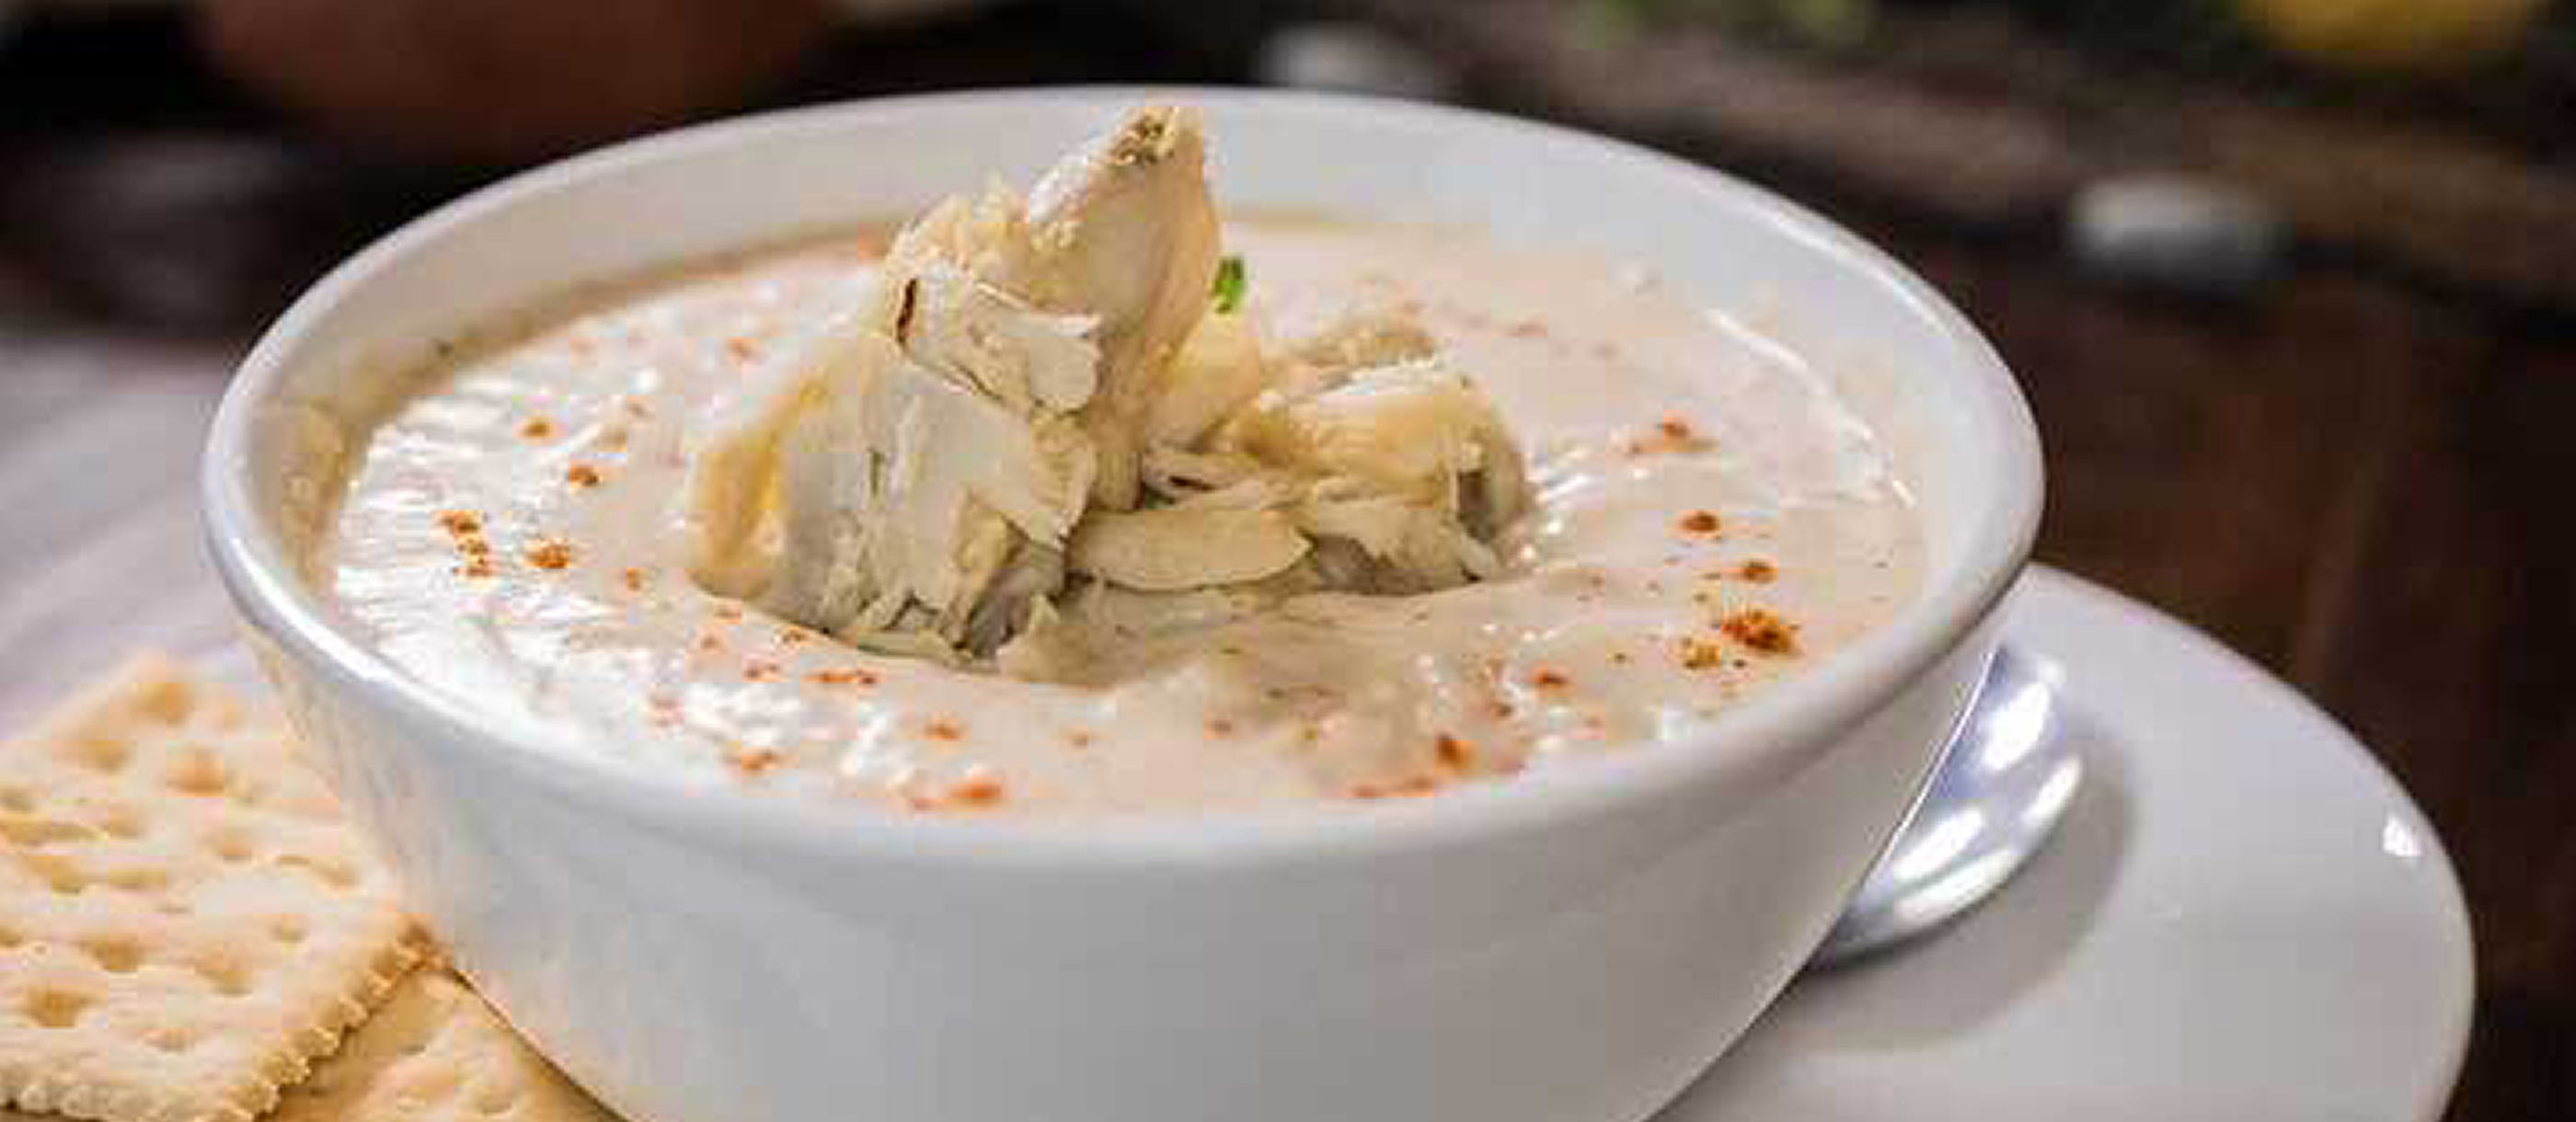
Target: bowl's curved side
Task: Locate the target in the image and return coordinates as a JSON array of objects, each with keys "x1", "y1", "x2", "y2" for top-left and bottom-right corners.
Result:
[
  {"x1": 202, "y1": 88, "x2": 2040, "y2": 1122},
  {"x1": 239, "y1": 594, "x2": 2002, "y2": 1122}
]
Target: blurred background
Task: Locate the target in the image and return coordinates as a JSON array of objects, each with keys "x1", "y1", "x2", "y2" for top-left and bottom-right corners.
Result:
[{"x1": 2, "y1": 1, "x2": 2569, "y2": 1117}]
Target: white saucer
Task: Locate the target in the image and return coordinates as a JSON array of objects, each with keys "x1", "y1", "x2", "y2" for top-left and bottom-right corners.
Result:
[{"x1": 1664, "y1": 567, "x2": 2473, "y2": 1122}]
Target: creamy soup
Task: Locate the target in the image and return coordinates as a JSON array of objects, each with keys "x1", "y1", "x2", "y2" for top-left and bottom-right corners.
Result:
[{"x1": 316, "y1": 217, "x2": 1921, "y2": 816}]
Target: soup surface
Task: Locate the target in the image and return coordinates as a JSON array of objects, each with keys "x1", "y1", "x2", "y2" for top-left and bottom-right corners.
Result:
[{"x1": 316, "y1": 219, "x2": 1923, "y2": 815}]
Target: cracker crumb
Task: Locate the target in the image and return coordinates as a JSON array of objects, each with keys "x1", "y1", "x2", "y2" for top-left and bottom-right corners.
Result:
[
  {"x1": 1720, "y1": 609, "x2": 1800, "y2": 655},
  {"x1": 524, "y1": 541, "x2": 574, "y2": 570}
]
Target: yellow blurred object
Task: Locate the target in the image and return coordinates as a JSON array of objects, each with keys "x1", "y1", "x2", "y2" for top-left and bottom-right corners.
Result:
[{"x1": 2237, "y1": 0, "x2": 2549, "y2": 71}]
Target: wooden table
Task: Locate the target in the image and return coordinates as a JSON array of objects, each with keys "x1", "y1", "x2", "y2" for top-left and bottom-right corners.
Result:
[{"x1": 3, "y1": 4, "x2": 2567, "y2": 1117}]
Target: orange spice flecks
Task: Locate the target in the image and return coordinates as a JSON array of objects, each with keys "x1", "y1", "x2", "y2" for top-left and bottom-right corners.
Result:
[
  {"x1": 1737, "y1": 559, "x2": 1778, "y2": 583},
  {"x1": 1351, "y1": 775, "x2": 1442, "y2": 801},
  {"x1": 566, "y1": 464, "x2": 603, "y2": 488},
  {"x1": 776, "y1": 627, "x2": 812, "y2": 646},
  {"x1": 524, "y1": 541, "x2": 574, "y2": 570},
  {"x1": 1633, "y1": 416, "x2": 1716, "y2": 454},
  {"x1": 1719, "y1": 609, "x2": 1800, "y2": 656},
  {"x1": 724, "y1": 744, "x2": 787, "y2": 775},
  {"x1": 809, "y1": 668, "x2": 879, "y2": 687},
  {"x1": 1206, "y1": 718, "x2": 1236, "y2": 738},
  {"x1": 1065, "y1": 730, "x2": 1096, "y2": 750},
  {"x1": 1677, "y1": 510, "x2": 1722, "y2": 536},
  {"x1": 710, "y1": 602, "x2": 743, "y2": 622},
  {"x1": 742, "y1": 659, "x2": 782, "y2": 682},
  {"x1": 621, "y1": 567, "x2": 650, "y2": 592},
  {"x1": 924, "y1": 719, "x2": 965, "y2": 742},
  {"x1": 1679, "y1": 636, "x2": 1727, "y2": 671},
  {"x1": 436, "y1": 509, "x2": 484, "y2": 535},
  {"x1": 1434, "y1": 734, "x2": 1473, "y2": 770},
  {"x1": 948, "y1": 769, "x2": 1006, "y2": 808},
  {"x1": 520, "y1": 417, "x2": 556, "y2": 441},
  {"x1": 1532, "y1": 670, "x2": 1570, "y2": 690}
]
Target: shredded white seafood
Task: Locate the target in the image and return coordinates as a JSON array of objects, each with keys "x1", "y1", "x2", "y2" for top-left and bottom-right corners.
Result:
[{"x1": 684, "y1": 105, "x2": 1530, "y2": 673}]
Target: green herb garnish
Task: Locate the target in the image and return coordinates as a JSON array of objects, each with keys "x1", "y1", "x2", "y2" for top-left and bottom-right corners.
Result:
[{"x1": 1212, "y1": 255, "x2": 1247, "y2": 314}]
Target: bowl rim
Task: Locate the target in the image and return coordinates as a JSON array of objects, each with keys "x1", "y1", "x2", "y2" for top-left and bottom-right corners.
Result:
[{"x1": 201, "y1": 86, "x2": 2042, "y2": 867}]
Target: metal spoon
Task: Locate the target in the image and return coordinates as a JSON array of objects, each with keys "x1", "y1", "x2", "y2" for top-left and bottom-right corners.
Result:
[{"x1": 1809, "y1": 647, "x2": 2077, "y2": 967}]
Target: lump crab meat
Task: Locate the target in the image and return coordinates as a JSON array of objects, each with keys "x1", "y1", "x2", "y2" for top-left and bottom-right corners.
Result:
[{"x1": 684, "y1": 105, "x2": 1532, "y2": 670}]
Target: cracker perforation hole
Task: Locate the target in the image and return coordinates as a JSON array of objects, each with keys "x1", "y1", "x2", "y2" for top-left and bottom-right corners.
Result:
[
  {"x1": 26, "y1": 988, "x2": 91, "y2": 1028},
  {"x1": 191, "y1": 956, "x2": 255, "y2": 997},
  {"x1": 166, "y1": 749, "x2": 229, "y2": 796},
  {"x1": 275, "y1": 853, "x2": 360, "y2": 889},
  {"x1": 91, "y1": 804, "x2": 146, "y2": 839},
  {"x1": 207, "y1": 827, "x2": 257, "y2": 864},
  {"x1": 79, "y1": 935, "x2": 146, "y2": 973},
  {"x1": 130, "y1": 678, "x2": 197, "y2": 724},
  {"x1": 0, "y1": 817, "x2": 97, "y2": 846},
  {"x1": 107, "y1": 866, "x2": 172, "y2": 894},
  {"x1": 22, "y1": 852, "x2": 89, "y2": 895},
  {"x1": 64, "y1": 734, "x2": 131, "y2": 773}
]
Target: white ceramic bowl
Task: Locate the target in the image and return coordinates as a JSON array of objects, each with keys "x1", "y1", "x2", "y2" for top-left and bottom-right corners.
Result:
[{"x1": 204, "y1": 88, "x2": 2041, "y2": 1122}]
